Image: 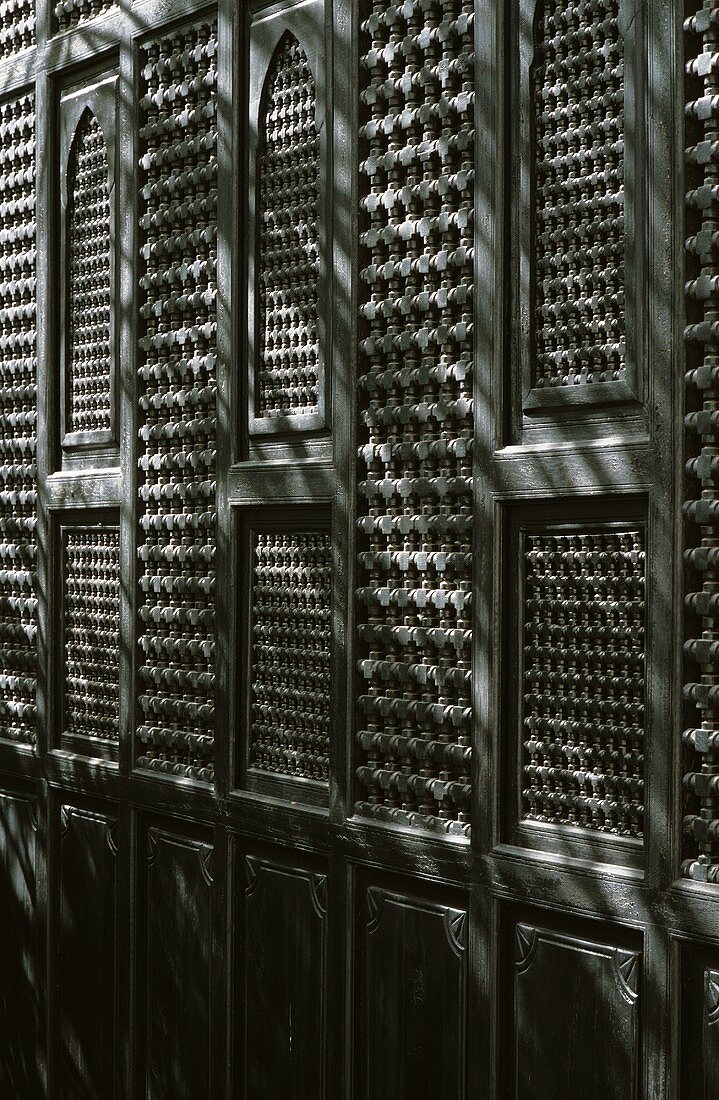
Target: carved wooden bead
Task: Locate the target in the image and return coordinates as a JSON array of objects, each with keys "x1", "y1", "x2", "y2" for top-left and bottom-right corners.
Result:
[
  {"x1": 354, "y1": 0, "x2": 474, "y2": 838},
  {"x1": 136, "y1": 20, "x2": 218, "y2": 783},
  {"x1": 0, "y1": 93, "x2": 36, "y2": 745}
]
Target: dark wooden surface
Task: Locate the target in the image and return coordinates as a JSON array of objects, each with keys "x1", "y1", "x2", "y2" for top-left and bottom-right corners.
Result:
[{"x1": 0, "y1": 0, "x2": 707, "y2": 1096}]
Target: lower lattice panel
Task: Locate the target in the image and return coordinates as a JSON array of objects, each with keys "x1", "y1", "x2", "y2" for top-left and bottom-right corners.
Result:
[
  {"x1": 520, "y1": 525, "x2": 646, "y2": 838},
  {"x1": 63, "y1": 527, "x2": 120, "y2": 747},
  {"x1": 248, "y1": 527, "x2": 331, "y2": 784}
]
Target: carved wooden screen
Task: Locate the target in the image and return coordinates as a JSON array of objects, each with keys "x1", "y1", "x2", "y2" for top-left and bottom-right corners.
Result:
[{"x1": 0, "y1": 0, "x2": 708, "y2": 1096}]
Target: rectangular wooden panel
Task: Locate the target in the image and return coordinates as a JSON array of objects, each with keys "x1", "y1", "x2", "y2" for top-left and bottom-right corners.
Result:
[
  {"x1": 511, "y1": 922, "x2": 640, "y2": 1100},
  {"x1": 521, "y1": 524, "x2": 645, "y2": 836},
  {"x1": 141, "y1": 826, "x2": 213, "y2": 1100},
  {"x1": 357, "y1": 884, "x2": 467, "y2": 1099},
  {"x1": 238, "y1": 505, "x2": 331, "y2": 804},
  {"x1": 60, "y1": 521, "x2": 120, "y2": 755},
  {"x1": 57, "y1": 804, "x2": 116, "y2": 1099},
  {"x1": 504, "y1": 501, "x2": 647, "y2": 865},
  {"x1": 704, "y1": 969, "x2": 719, "y2": 1099},
  {"x1": 0, "y1": 786, "x2": 38, "y2": 1096},
  {"x1": 679, "y1": 949, "x2": 719, "y2": 1099},
  {"x1": 511, "y1": 0, "x2": 642, "y2": 422},
  {"x1": 242, "y1": 854, "x2": 326, "y2": 1097}
]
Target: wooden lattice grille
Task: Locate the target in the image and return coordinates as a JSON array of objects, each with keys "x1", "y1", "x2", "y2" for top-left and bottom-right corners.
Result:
[
  {"x1": 0, "y1": 91, "x2": 36, "y2": 745},
  {"x1": 135, "y1": 18, "x2": 218, "y2": 782},
  {"x1": 354, "y1": 0, "x2": 475, "y2": 836},
  {"x1": 67, "y1": 111, "x2": 112, "y2": 436},
  {"x1": 532, "y1": 0, "x2": 626, "y2": 389},
  {"x1": 256, "y1": 33, "x2": 320, "y2": 420}
]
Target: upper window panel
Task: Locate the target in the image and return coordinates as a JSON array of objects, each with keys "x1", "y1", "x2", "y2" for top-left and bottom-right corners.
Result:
[
  {"x1": 66, "y1": 110, "x2": 112, "y2": 437},
  {"x1": 532, "y1": 0, "x2": 625, "y2": 392},
  {"x1": 256, "y1": 33, "x2": 320, "y2": 423}
]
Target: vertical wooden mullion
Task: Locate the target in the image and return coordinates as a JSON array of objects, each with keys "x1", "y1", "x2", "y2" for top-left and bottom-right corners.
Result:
[
  {"x1": 329, "y1": 0, "x2": 355, "y2": 831},
  {"x1": 642, "y1": 0, "x2": 682, "y2": 899},
  {"x1": 643, "y1": 0, "x2": 684, "y2": 1095},
  {"x1": 213, "y1": 0, "x2": 235, "y2": 804},
  {"x1": 209, "y1": 822, "x2": 228, "y2": 1100},
  {"x1": 643, "y1": 924, "x2": 673, "y2": 1100},
  {"x1": 328, "y1": 0, "x2": 354, "y2": 1089},
  {"x1": 34, "y1": 63, "x2": 51, "y2": 758},
  {"x1": 117, "y1": 9, "x2": 136, "y2": 783},
  {"x1": 472, "y1": 0, "x2": 502, "y2": 862},
  {"x1": 468, "y1": 881, "x2": 496, "y2": 1098},
  {"x1": 33, "y1": 19, "x2": 53, "y2": 1084},
  {"x1": 653, "y1": 0, "x2": 686, "y2": 888},
  {"x1": 473, "y1": 0, "x2": 503, "y2": 1093},
  {"x1": 35, "y1": 0, "x2": 50, "y2": 51},
  {"x1": 214, "y1": 0, "x2": 236, "y2": 1084},
  {"x1": 114, "y1": 798, "x2": 132, "y2": 1100},
  {"x1": 116, "y1": 10, "x2": 136, "y2": 1098},
  {"x1": 328, "y1": 0, "x2": 357, "y2": 840},
  {"x1": 668, "y1": 0, "x2": 688, "y2": 1090}
]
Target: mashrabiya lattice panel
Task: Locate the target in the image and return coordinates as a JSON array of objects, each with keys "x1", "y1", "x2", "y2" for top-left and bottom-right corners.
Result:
[
  {"x1": 67, "y1": 112, "x2": 112, "y2": 436},
  {"x1": 522, "y1": 527, "x2": 645, "y2": 838},
  {"x1": 54, "y1": 0, "x2": 113, "y2": 35},
  {"x1": 683, "y1": 1, "x2": 719, "y2": 882},
  {"x1": 136, "y1": 19, "x2": 218, "y2": 782},
  {"x1": 532, "y1": 0, "x2": 626, "y2": 390},
  {"x1": 0, "y1": 93, "x2": 37, "y2": 745},
  {"x1": 354, "y1": 0, "x2": 474, "y2": 837},
  {"x1": 257, "y1": 34, "x2": 320, "y2": 420},
  {"x1": 249, "y1": 529, "x2": 331, "y2": 781},
  {"x1": 63, "y1": 528, "x2": 120, "y2": 743},
  {"x1": 0, "y1": 0, "x2": 35, "y2": 59}
]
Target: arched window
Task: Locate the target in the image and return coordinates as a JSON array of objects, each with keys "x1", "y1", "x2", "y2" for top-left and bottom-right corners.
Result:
[
  {"x1": 257, "y1": 33, "x2": 319, "y2": 419},
  {"x1": 67, "y1": 109, "x2": 112, "y2": 434}
]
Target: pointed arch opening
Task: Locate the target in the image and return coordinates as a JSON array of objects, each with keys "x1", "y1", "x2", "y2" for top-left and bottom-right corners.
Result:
[
  {"x1": 66, "y1": 108, "x2": 112, "y2": 436},
  {"x1": 256, "y1": 32, "x2": 320, "y2": 419}
]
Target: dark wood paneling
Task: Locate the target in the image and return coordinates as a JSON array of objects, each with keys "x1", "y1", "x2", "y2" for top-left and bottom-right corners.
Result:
[
  {"x1": 140, "y1": 826, "x2": 214, "y2": 1100},
  {"x1": 242, "y1": 854, "x2": 327, "y2": 1098},
  {"x1": 357, "y1": 883, "x2": 467, "y2": 1100},
  {"x1": 703, "y1": 969, "x2": 719, "y2": 1099},
  {"x1": 0, "y1": 786, "x2": 39, "y2": 1097},
  {"x1": 57, "y1": 804, "x2": 116, "y2": 1099},
  {"x1": 679, "y1": 944, "x2": 719, "y2": 1099},
  {"x1": 511, "y1": 922, "x2": 640, "y2": 1100}
]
